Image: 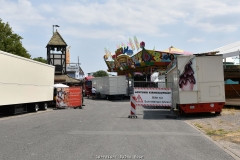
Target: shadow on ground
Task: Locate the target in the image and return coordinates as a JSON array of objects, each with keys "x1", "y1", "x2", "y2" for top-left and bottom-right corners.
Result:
[
  {"x1": 143, "y1": 110, "x2": 178, "y2": 120},
  {"x1": 140, "y1": 107, "x2": 222, "y2": 120}
]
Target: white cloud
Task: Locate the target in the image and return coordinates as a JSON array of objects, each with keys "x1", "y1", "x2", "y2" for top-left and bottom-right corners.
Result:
[
  {"x1": 61, "y1": 27, "x2": 124, "y2": 40},
  {"x1": 187, "y1": 38, "x2": 205, "y2": 43},
  {"x1": 1, "y1": 0, "x2": 240, "y2": 35},
  {"x1": 39, "y1": 4, "x2": 53, "y2": 13},
  {"x1": 52, "y1": 0, "x2": 240, "y2": 35},
  {"x1": 110, "y1": 35, "x2": 127, "y2": 41},
  {"x1": 1, "y1": 0, "x2": 240, "y2": 70},
  {"x1": 183, "y1": 0, "x2": 240, "y2": 32},
  {"x1": 55, "y1": 0, "x2": 188, "y2": 35},
  {"x1": 0, "y1": 0, "x2": 45, "y2": 32},
  {"x1": 186, "y1": 20, "x2": 238, "y2": 33}
]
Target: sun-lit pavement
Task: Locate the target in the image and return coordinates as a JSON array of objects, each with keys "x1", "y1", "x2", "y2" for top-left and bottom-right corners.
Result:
[{"x1": 0, "y1": 97, "x2": 236, "y2": 160}]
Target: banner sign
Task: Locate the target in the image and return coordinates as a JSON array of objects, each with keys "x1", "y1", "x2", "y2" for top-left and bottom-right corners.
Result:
[
  {"x1": 56, "y1": 86, "x2": 82, "y2": 108},
  {"x1": 66, "y1": 65, "x2": 79, "y2": 72},
  {"x1": 133, "y1": 87, "x2": 172, "y2": 106}
]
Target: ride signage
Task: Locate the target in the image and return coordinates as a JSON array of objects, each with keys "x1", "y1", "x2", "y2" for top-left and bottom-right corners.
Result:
[{"x1": 133, "y1": 87, "x2": 172, "y2": 106}]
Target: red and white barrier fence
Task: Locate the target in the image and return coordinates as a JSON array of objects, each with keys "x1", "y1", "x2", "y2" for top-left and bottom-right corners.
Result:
[{"x1": 128, "y1": 87, "x2": 173, "y2": 118}]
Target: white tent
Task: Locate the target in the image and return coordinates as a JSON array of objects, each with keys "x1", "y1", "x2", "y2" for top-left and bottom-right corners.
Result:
[
  {"x1": 209, "y1": 41, "x2": 240, "y2": 65},
  {"x1": 150, "y1": 72, "x2": 159, "y2": 82},
  {"x1": 53, "y1": 83, "x2": 69, "y2": 88}
]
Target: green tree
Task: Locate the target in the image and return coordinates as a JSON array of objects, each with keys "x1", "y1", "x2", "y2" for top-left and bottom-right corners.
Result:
[
  {"x1": 0, "y1": 18, "x2": 31, "y2": 58},
  {"x1": 93, "y1": 70, "x2": 109, "y2": 77},
  {"x1": 32, "y1": 57, "x2": 47, "y2": 63}
]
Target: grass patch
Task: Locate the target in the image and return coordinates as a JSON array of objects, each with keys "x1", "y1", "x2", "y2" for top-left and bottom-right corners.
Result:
[
  {"x1": 194, "y1": 123, "x2": 203, "y2": 129},
  {"x1": 206, "y1": 129, "x2": 229, "y2": 136},
  {"x1": 221, "y1": 108, "x2": 237, "y2": 115},
  {"x1": 188, "y1": 112, "x2": 240, "y2": 144}
]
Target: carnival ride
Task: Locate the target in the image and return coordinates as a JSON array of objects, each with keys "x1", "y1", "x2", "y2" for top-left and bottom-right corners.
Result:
[{"x1": 104, "y1": 44, "x2": 195, "y2": 79}]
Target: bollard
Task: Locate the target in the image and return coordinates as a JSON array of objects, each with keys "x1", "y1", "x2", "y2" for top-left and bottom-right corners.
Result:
[{"x1": 128, "y1": 95, "x2": 137, "y2": 118}]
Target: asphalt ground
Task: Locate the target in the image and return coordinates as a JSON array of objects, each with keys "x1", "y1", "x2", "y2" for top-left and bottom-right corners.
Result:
[{"x1": 0, "y1": 97, "x2": 236, "y2": 160}]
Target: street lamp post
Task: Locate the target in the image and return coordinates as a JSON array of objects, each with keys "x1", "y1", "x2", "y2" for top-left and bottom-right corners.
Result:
[{"x1": 53, "y1": 25, "x2": 60, "y2": 35}]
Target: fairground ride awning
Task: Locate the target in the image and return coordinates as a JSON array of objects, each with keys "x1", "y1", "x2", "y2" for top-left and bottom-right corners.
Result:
[
  {"x1": 163, "y1": 46, "x2": 194, "y2": 55},
  {"x1": 104, "y1": 47, "x2": 183, "y2": 75}
]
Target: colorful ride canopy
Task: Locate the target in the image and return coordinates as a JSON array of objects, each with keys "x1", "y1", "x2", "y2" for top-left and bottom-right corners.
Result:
[{"x1": 104, "y1": 46, "x2": 194, "y2": 75}]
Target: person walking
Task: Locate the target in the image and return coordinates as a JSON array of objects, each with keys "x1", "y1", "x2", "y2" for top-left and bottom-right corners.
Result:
[{"x1": 91, "y1": 87, "x2": 96, "y2": 99}]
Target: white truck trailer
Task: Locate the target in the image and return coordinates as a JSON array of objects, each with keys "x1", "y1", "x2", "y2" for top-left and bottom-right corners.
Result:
[
  {"x1": 92, "y1": 76, "x2": 127, "y2": 100},
  {"x1": 0, "y1": 50, "x2": 55, "y2": 114},
  {"x1": 166, "y1": 54, "x2": 225, "y2": 115}
]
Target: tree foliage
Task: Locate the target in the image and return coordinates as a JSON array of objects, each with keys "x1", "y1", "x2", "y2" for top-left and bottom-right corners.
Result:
[
  {"x1": 93, "y1": 70, "x2": 109, "y2": 77},
  {"x1": 0, "y1": 19, "x2": 31, "y2": 58},
  {"x1": 32, "y1": 57, "x2": 47, "y2": 63}
]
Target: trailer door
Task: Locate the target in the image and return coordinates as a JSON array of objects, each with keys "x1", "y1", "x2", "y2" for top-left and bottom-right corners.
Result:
[
  {"x1": 197, "y1": 56, "x2": 225, "y2": 102},
  {"x1": 117, "y1": 76, "x2": 127, "y2": 95}
]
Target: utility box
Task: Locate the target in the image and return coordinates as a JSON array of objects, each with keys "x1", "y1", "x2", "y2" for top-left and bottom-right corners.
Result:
[
  {"x1": 92, "y1": 76, "x2": 127, "y2": 100},
  {"x1": 166, "y1": 54, "x2": 225, "y2": 115}
]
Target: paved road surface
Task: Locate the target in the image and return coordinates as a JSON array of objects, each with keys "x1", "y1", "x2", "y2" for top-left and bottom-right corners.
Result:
[{"x1": 0, "y1": 98, "x2": 235, "y2": 160}]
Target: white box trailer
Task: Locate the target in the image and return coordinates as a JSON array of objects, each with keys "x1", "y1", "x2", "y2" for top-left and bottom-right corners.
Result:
[
  {"x1": 0, "y1": 50, "x2": 55, "y2": 114},
  {"x1": 92, "y1": 76, "x2": 127, "y2": 100},
  {"x1": 166, "y1": 54, "x2": 225, "y2": 115}
]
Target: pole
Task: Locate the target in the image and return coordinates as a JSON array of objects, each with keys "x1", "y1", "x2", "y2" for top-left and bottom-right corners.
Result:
[
  {"x1": 78, "y1": 56, "x2": 79, "y2": 66},
  {"x1": 52, "y1": 25, "x2": 60, "y2": 35},
  {"x1": 239, "y1": 50, "x2": 240, "y2": 65},
  {"x1": 224, "y1": 58, "x2": 226, "y2": 69}
]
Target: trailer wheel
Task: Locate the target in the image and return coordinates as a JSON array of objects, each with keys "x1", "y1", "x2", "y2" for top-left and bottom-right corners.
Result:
[
  {"x1": 30, "y1": 103, "x2": 39, "y2": 112},
  {"x1": 106, "y1": 95, "x2": 112, "y2": 100},
  {"x1": 177, "y1": 104, "x2": 183, "y2": 116},
  {"x1": 178, "y1": 107, "x2": 185, "y2": 117},
  {"x1": 120, "y1": 96, "x2": 124, "y2": 100},
  {"x1": 9, "y1": 105, "x2": 15, "y2": 115},
  {"x1": 215, "y1": 111, "x2": 221, "y2": 115},
  {"x1": 40, "y1": 102, "x2": 48, "y2": 110}
]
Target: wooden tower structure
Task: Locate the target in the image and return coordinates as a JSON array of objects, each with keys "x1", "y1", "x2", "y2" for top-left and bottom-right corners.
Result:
[{"x1": 46, "y1": 30, "x2": 67, "y2": 75}]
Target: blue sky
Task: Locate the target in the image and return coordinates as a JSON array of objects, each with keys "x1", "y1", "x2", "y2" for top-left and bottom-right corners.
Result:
[{"x1": 1, "y1": 0, "x2": 240, "y2": 75}]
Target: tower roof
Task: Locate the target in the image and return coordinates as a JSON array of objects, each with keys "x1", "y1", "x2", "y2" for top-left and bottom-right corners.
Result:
[{"x1": 46, "y1": 30, "x2": 67, "y2": 46}]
